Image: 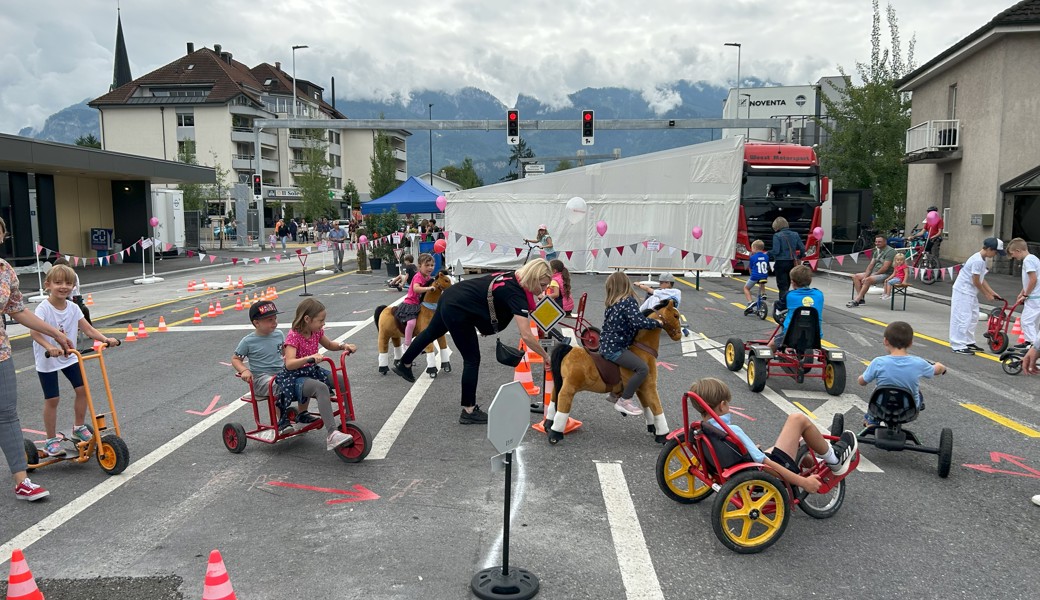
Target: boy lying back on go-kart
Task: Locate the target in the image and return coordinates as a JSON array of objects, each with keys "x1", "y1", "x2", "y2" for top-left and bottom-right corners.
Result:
[{"x1": 691, "y1": 377, "x2": 858, "y2": 493}]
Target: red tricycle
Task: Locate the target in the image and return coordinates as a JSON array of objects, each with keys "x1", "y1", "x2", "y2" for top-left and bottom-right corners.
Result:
[
  {"x1": 982, "y1": 296, "x2": 1020, "y2": 354},
  {"x1": 656, "y1": 391, "x2": 858, "y2": 553},
  {"x1": 221, "y1": 352, "x2": 371, "y2": 463},
  {"x1": 559, "y1": 292, "x2": 601, "y2": 351},
  {"x1": 723, "y1": 306, "x2": 846, "y2": 395}
]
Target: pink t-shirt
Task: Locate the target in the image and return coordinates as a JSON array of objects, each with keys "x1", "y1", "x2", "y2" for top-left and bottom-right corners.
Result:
[
  {"x1": 404, "y1": 272, "x2": 430, "y2": 305},
  {"x1": 285, "y1": 327, "x2": 323, "y2": 359},
  {"x1": 892, "y1": 264, "x2": 908, "y2": 282},
  {"x1": 552, "y1": 272, "x2": 574, "y2": 312}
]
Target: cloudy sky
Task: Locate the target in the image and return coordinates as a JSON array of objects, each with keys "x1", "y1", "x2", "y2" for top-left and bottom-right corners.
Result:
[{"x1": 0, "y1": 0, "x2": 1005, "y2": 134}]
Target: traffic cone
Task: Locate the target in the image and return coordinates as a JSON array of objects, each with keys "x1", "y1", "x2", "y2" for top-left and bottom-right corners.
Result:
[
  {"x1": 235, "y1": 297, "x2": 244, "y2": 311},
  {"x1": 85, "y1": 293, "x2": 94, "y2": 306},
  {"x1": 201, "y1": 278, "x2": 209, "y2": 291},
  {"x1": 512, "y1": 358, "x2": 540, "y2": 396},
  {"x1": 6, "y1": 548, "x2": 44, "y2": 600},
  {"x1": 1012, "y1": 317, "x2": 1025, "y2": 344},
  {"x1": 253, "y1": 292, "x2": 260, "y2": 304},
  {"x1": 157, "y1": 316, "x2": 168, "y2": 332},
  {"x1": 524, "y1": 322, "x2": 544, "y2": 365},
  {"x1": 531, "y1": 369, "x2": 583, "y2": 434},
  {"x1": 207, "y1": 303, "x2": 216, "y2": 318},
  {"x1": 136, "y1": 320, "x2": 148, "y2": 339},
  {"x1": 188, "y1": 280, "x2": 197, "y2": 292},
  {"x1": 193, "y1": 308, "x2": 203, "y2": 324},
  {"x1": 215, "y1": 301, "x2": 224, "y2": 316},
  {"x1": 237, "y1": 276, "x2": 244, "y2": 289},
  {"x1": 225, "y1": 275, "x2": 232, "y2": 288},
  {"x1": 201, "y1": 549, "x2": 237, "y2": 600},
  {"x1": 269, "y1": 286, "x2": 278, "y2": 300},
  {"x1": 93, "y1": 339, "x2": 104, "y2": 351},
  {"x1": 125, "y1": 324, "x2": 137, "y2": 342}
]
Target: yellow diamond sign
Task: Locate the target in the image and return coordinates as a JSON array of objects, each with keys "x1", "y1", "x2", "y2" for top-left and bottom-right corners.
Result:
[{"x1": 530, "y1": 297, "x2": 565, "y2": 333}]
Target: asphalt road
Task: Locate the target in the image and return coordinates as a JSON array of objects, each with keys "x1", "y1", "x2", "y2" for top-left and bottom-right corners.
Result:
[{"x1": 2, "y1": 269, "x2": 1038, "y2": 599}]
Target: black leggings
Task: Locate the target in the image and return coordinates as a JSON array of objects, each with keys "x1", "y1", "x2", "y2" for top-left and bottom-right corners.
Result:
[
  {"x1": 400, "y1": 311, "x2": 481, "y2": 408},
  {"x1": 774, "y1": 260, "x2": 795, "y2": 307}
]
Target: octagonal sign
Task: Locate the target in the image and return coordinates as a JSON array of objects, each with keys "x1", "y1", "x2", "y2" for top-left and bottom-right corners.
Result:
[{"x1": 487, "y1": 382, "x2": 532, "y2": 454}]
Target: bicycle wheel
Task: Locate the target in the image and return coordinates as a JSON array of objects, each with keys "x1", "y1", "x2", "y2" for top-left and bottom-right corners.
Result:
[{"x1": 921, "y1": 256, "x2": 940, "y2": 285}]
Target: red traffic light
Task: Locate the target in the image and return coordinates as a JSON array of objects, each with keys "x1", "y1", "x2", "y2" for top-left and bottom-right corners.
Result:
[
  {"x1": 508, "y1": 111, "x2": 518, "y2": 121},
  {"x1": 583, "y1": 112, "x2": 593, "y2": 121}
]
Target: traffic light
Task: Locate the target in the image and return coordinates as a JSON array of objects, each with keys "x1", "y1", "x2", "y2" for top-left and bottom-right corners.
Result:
[
  {"x1": 581, "y1": 110, "x2": 594, "y2": 145},
  {"x1": 252, "y1": 174, "x2": 262, "y2": 197},
  {"x1": 506, "y1": 109, "x2": 519, "y2": 145}
]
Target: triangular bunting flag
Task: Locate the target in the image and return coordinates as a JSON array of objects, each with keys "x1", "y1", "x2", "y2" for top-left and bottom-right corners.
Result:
[
  {"x1": 692, "y1": 253, "x2": 701, "y2": 263},
  {"x1": 769, "y1": 261, "x2": 776, "y2": 270},
  {"x1": 231, "y1": 258, "x2": 239, "y2": 265},
  {"x1": 604, "y1": 247, "x2": 612, "y2": 257},
  {"x1": 489, "y1": 243, "x2": 497, "y2": 253},
  {"x1": 629, "y1": 243, "x2": 639, "y2": 253},
  {"x1": 199, "y1": 253, "x2": 206, "y2": 262},
  {"x1": 275, "y1": 254, "x2": 282, "y2": 262},
  {"x1": 641, "y1": 241, "x2": 649, "y2": 248},
  {"x1": 515, "y1": 248, "x2": 522, "y2": 257},
  {"x1": 864, "y1": 249, "x2": 873, "y2": 259},
  {"x1": 165, "y1": 243, "x2": 174, "y2": 251},
  {"x1": 850, "y1": 252, "x2": 859, "y2": 264},
  {"x1": 591, "y1": 249, "x2": 599, "y2": 258},
  {"x1": 187, "y1": 250, "x2": 196, "y2": 257},
  {"x1": 72, "y1": 256, "x2": 79, "y2": 267},
  {"x1": 539, "y1": 250, "x2": 547, "y2": 259},
  {"x1": 36, "y1": 243, "x2": 44, "y2": 255},
  {"x1": 476, "y1": 240, "x2": 485, "y2": 251},
  {"x1": 668, "y1": 247, "x2": 677, "y2": 256},
  {"x1": 809, "y1": 259, "x2": 818, "y2": 270},
  {"x1": 680, "y1": 250, "x2": 689, "y2": 260},
  {"x1": 565, "y1": 251, "x2": 573, "y2": 260},
  {"x1": 822, "y1": 257, "x2": 832, "y2": 268},
  {"x1": 465, "y1": 236, "x2": 474, "y2": 246},
  {"x1": 209, "y1": 255, "x2": 217, "y2": 264},
  {"x1": 948, "y1": 266, "x2": 955, "y2": 279},
  {"x1": 616, "y1": 246, "x2": 625, "y2": 256},
  {"x1": 705, "y1": 255, "x2": 714, "y2": 265},
  {"x1": 835, "y1": 255, "x2": 844, "y2": 266},
  {"x1": 253, "y1": 258, "x2": 261, "y2": 264},
  {"x1": 455, "y1": 233, "x2": 463, "y2": 243}
]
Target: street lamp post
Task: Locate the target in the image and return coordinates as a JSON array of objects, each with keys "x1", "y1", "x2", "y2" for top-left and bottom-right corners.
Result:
[
  {"x1": 724, "y1": 42, "x2": 742, "y2": 134},
  {"x1": 428, "y1": 103, "x2": 434, "y2": 186},
  {"x1": 291, "y1": 45, "x2": 309, "y2": 118}
]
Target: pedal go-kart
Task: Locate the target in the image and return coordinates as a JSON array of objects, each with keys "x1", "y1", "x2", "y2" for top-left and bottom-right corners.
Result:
[
  {"x1": 838, "y1": 386, "x2": 953, "y2": 478},
  {"x1": 222, "y1": 352, "x2": 371, "y2": 463},
  {"x1": 656, "y1": 392, "x2": 858, "y2": 553},
  {"x1": 24, "y1": 344, "x2": 131, "y2": 476},
  {"x1": 724, "y1": 306, "x2": 846, "y2": 395}
]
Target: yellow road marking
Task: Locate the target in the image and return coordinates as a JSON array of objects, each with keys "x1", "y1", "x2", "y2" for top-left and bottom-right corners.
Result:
[
  {"x1": 792, "y1": 402, "x2": 817, "y2": 419},
  {"x1": 730, "y1": 302, "x2": 746, "y2": 310},
  {"x1": 961, "y1": 404, "x2": 1040, "y2": 438},
  {"x1": 676, "y1": 278, "x2": 698, "y2": 290},
  {"x1": 859, "y1": 317, "x2": 999, "y2": 362},
  {"x1": 708, "y1": 292, "x2": 725, "y2": 300},
  {"x1": 821, "y1": 339, "x2": 837, "y2": 349}
]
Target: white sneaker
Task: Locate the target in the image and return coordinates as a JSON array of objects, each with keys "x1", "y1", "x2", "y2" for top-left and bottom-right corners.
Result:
[
  {"x1": 326, "y1": 430, "x2": 354, "y2": 451},
  {"x1": 614, "y1": 397, "x2": 644, "y2": 416},
  {"x1": 1032, "y1": 494, "x2": 1040, "y2": 507},
  {"x1": 880, "y1": 294, "x2": 891, "y2": 301}
]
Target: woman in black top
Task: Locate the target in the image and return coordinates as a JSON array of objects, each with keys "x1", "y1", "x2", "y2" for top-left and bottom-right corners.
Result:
[{"x1": 392, "y1": 259, "x2": 553, "y2": 424}]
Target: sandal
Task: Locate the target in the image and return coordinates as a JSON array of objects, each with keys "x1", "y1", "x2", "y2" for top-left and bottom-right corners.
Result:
[{"x1": 846, "y1": 300, "x2": 861, "y2": 308}]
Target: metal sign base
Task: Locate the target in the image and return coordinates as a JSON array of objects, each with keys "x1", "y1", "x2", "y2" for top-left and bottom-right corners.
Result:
[{"x1": 471, "y1": 567, "x2": 539, "y2": 600}]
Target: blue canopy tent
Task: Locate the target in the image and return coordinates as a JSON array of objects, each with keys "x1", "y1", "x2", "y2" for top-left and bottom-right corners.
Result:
[{"x1": 360, "y1": 176, "x2": 443, "y2": 215}]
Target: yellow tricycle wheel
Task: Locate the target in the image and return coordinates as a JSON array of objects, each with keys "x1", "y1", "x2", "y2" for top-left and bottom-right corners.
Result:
[
  {"x1": 656, "y1": 435, "x2": 712, "y2": 504},
  {"x1": 711, "y1": 470, "x2": 790, "y2": 553}
]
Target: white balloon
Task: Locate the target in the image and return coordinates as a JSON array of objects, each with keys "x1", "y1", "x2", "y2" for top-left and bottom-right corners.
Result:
[{"x1": 565, "y1": 196, "x2": 587, "y2": 224}]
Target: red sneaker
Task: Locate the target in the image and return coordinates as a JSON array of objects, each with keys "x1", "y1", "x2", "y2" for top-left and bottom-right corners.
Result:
[{"x1": 14, "y1": 478, "x2": 50, "y2": 502}]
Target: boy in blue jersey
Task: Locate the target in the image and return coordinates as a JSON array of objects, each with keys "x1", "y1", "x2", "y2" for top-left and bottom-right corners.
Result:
[
  {"x1": 691, "y1": 377, "x2": 859, "y2": 490},
  {"x1": 744, "y1": 240, "x2": 770, "y2": 315},
  {"x1": 858, "y1": 321, "x2": 946, "y2": 426},
  {"x1": 769, "y1": 265, "x2": 823, "y2": 352}
]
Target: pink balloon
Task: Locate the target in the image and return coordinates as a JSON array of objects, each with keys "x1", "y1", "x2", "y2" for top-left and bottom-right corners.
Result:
[
  {"x1": 149, "y1": 217, "x2": 160, "y2": 227},
  {"x1": 813, "y1": 226, "x2": 824, "y2": 240},
  {"x1": 595, "y1": 220, "x2": 608, "y2": 236},
  {"x1": 433, "y1": 239, "x2": 447, "y2": 254},
  {"x1": 926, "y1": 210, "x2": 939, "y2": 226},
  {"x1": 358, "y1": 235, "x2": 368, "y2": 245},
  {"x1": 692, "y1": 226, "x2": 703, "y2": 240},
  {"x1": 435, "y1": 195, "x2": 447, "y2": 212}
]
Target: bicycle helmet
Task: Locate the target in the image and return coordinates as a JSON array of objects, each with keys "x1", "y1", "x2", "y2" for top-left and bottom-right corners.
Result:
[{"x1": 926, "y1": 206, "x2": 938, "y2": 213}]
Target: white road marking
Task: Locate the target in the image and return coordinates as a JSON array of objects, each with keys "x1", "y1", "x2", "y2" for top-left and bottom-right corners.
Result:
[
  {"x1": 681, "y1": 335, "x2": 698, "y2": 357},
  {"x1": 595, "y1": 461, "x2": 664, "y2": 600},
  {"x1": 480, "y1": 447, "x2": 529, "y2": 570},
  {"x1": 368, "y1": 375, "x2": 434, "y2": 460},
  {"x1": 1, "y1": 324, "x2": 369, "y2": 561},
  {"x1": 167, "y1": 321, "x2": 365, "y2": 332},
  {"x1": 848, "y1": 331, "x2": 872, "y2": 347}
]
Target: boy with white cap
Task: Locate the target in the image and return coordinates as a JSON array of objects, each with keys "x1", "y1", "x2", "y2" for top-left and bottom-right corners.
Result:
[
  {"x1": 636, "y1": 273, "x2": 682, "y2": 312},
  {"x1": 949, "y1": 237, "x2": 1003, "y2": 355}
]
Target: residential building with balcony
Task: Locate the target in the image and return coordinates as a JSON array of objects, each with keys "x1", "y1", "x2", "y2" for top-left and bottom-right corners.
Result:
[
  {"x1": 89, "y1": 43, "x2": 408, "y2": 222},
  {"x1": 896, "y1": 0, "x2": 1040, "y2": 263}
]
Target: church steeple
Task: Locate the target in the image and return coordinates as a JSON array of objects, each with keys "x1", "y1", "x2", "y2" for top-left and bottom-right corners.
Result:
[{"x1": 111, "y1": 8, "x2": 132, "y2": 91}]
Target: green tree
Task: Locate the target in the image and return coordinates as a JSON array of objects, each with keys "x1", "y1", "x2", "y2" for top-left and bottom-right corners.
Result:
[
  {"x1": 817, "y1": 0, "x2": 915, "y2": 231},
  {"x1": 554, "y1": 159, "x2": 574, "y2": 172},
  {"x1": 369, "y1": 131, "x2": 400, "y2": 199},
  {"x1": 295, "y1": 129, "x2": 335, "y2": 221},
  {"x1": 343, "y1": 180, "x2": 360, "y2": 211},
  {"x1": 439, "y1": 157, "x2": 484, "y2": 189},
  {"x1": 75, "y1": 134, "x2": 101, "y2": 148},
  {"x1": 501, "y1": 138, "x2": 534, "y2": 181},
  {"x1": 176, "y1": 139, "x2": 205, "y2": 211}
]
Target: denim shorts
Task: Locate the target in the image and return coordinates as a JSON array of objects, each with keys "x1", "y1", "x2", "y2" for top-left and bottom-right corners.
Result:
[
  {"x1": 888, "y1": 278, "x2": 902, "y2": 286},
  {"x1": 38, "y1": 363, "x2": 85, "y2": 399},
  {"x1": 745, "y1": 279, "x2": 767, "y2": 290}
]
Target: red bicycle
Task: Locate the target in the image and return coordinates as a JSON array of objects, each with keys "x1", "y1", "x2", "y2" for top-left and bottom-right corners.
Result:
[
  {"x1": 559, "y1": 292, "x2": 601, "y2": 351},
  {"x1": 983, "y1": 296, "x2": 1021, "y2": 354}
]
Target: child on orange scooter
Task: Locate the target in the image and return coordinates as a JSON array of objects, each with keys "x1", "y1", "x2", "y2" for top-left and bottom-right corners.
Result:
[{"x1": 691, "y1": 377, "x2": 858, "y2": 492}]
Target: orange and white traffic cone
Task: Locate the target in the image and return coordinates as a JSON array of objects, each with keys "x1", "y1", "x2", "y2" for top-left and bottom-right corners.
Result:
[
  {"x1": 1011, "y1": 316, "x2": 1022, "y2": 337},
  {"x1": 207, "y1": 303, "x2": 216, "y2": 318},
  {"x1": 157, "y1": 316, "x2": 168, "y2": 332},
  {"x1": 193, "y1": 308, "x2": 203, "y2": 324},
  {"x1": 253, "y1": 292, "x2": 260, "y2": 304},
  {"x1": 201, "y1": 549, "x2": 237, "y2": 600},
  {"x1": 525, "y1": 322, "x2": 544, "y2": 365},
  {"x1": 269, "y1": 286, "x2": 278, "y2": 300},
  {"x1": 512, "y1": 358, "x2": 540, "y2": 396},
  {"x1": 201, "y1": 278, "x2": 209, "y2": 291},
  {"x1": 125, "y1": 324, "x2": 137, "y2": 342},
  {"x1": 235, "y1": 297, "x2": 243, "y2": 311},
  {"x1": 7, "y1": 548, "x2": 44, "y2": 600},
  {"x1": 215, "y1": 301, "x2": 224, "y2": 316},
  {"x1": 188, "y1": 280, "x2": 197, "y2": 292},
  {"x1": 136, "y1": 320, "x2": 148, "y2": 339},
  {"x1": 237, "y1": 276, "x2": 244, "y2": 289},
  {"x1": 85, "y1": 293, "x2": 94, "y2": 306},
  {"x1": 532, "y1": 369, "x2": 583, "y2": 434}
]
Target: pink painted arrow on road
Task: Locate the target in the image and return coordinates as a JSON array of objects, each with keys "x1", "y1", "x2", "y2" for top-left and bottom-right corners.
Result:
[
  {"x1": 964, "y1": 452, "x2": 1040, "y2": 479},
  {"x1": 186, "y1": 395, "x2": 227, "y2": 416},
  {"x1": 267, "y1": 481, "x2": 380, "y2": 505}
]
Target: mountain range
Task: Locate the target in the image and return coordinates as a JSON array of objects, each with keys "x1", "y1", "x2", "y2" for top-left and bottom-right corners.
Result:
[{"x1": 17, "y1": 79, "x2": 775, "y2": 182}]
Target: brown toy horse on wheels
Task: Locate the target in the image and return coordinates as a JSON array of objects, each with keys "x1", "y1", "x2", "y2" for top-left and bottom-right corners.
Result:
[
  {"x1": 374, "y1": 271, "x2": 454, "y2": 378},
  {"x1": 545, "y1": 299, "x2": 683, "y2": 445}
]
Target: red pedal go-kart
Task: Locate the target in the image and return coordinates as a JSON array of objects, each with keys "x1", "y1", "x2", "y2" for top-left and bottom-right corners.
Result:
[
  {"x1": 723, "y1": 306, "x2": 846, "y2": 395},
  {"x1": 656, "y1": 391, "x2": 858, "y2": 553},
  {"x1": 222, "y1": 353, "x2": 371, "y2": 463},
  {"x1": 982, "y1": 296, "x2": 1020, "y2": 354}
]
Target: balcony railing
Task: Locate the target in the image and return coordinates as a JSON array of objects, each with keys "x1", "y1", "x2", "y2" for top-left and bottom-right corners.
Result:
[{"x1": 906, "y1": 120, "x2": 960, "y2": 155}]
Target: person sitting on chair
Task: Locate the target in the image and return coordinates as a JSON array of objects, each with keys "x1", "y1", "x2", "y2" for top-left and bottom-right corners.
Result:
[
  {"x1": 769, "y1": 265, "x2": 823, "y2": 353},
  {"x1": 858, "y1": 321, "x2": 947, "y2": 427}
]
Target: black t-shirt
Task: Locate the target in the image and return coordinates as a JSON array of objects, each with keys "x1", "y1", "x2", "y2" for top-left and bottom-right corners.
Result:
[
  {"x1": 403, "y1": 263, "x2": 418, "y2": 284},
  {"x1": 440, "y1": 273, "x2": 531, "y2": 335}
]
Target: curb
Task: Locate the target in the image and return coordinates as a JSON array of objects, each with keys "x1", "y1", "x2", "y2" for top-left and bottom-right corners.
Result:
[{"x1": 816, "y1": 268, "x2": 957, "y2": 308}]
